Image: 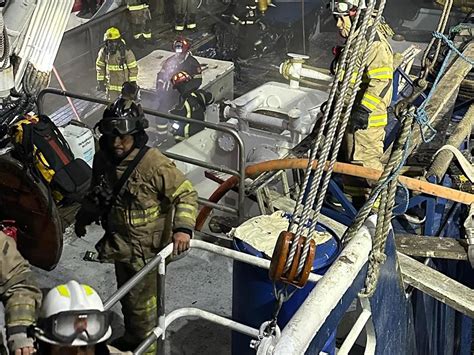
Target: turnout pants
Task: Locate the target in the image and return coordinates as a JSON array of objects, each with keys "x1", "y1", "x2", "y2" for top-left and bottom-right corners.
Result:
[
  {"x1": 174, "y1": 0, "x2": 198, "y2": 30},
  {"x1": 115, "y1": 261, "x2": 158, "y2": 355},
  {"x1": 342, "y1": 126, "x2": 385, "y2": 208}
]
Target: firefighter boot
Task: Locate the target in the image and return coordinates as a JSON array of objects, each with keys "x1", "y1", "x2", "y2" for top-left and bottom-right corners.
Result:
[
  {"x1": 175, "y1": 13, "x2": 185, "y2": 32},
  {"x1": 187, "y1": 14, "x2": 197, "y2": 31}
]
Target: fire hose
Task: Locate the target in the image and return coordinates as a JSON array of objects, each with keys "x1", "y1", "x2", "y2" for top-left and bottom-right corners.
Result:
[{"x1": 195, "y1": 158, "x2": 474, "y2": 232}]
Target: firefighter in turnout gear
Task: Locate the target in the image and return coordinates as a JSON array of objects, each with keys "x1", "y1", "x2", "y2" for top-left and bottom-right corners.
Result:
[
  {"x1": 229, "y1": 0, "x2": 263, "y2": 59},
  {"x1": 126, "y1": 0, "x2": 153, "y2": 43},
  {"x1": 174, "y1": 0, "x2": 199, "y2": 32},
  {"x1": 0, "y1": 231, "x2": 42, "y2": 355},
  {"x1": 331, "y1": 0, "x2": 393, "y2": 208},
  {"x1": 96, "y1": 27, "x2": 139, "y2": 101},
  {"x1": 74, "y1": 99, "x2": 198, "y2": 354},
  {"x1": 170, "y1": 71, "x2": 213, "y2": 141},
  {"x1": 154, "y1": 37, "x2": 202, "y2": 138}
]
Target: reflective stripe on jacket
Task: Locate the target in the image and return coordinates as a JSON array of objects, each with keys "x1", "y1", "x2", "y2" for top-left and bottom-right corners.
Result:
[
  {"x1": 90, "y1": 148, "x2": 198, "y2": 262},
  {"x1": 338, "y1": 24, "x2": 394, "y2": 128}
]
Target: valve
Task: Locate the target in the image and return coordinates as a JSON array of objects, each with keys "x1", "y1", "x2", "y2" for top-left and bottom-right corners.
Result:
[{"x1": 268, "y1": 231, "x2": 316, "y2": 288}]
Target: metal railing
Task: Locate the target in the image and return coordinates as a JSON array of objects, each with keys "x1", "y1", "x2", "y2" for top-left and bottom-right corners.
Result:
[
  {"x1": 100, "y1": 224, "x2": 374, "y2": 354},
  {"x1": 101, "y1": 236, "x2": 322, "y2": 355},
  {"x1": 36, "y1": 88, "x2": 246, "y2": 221}
]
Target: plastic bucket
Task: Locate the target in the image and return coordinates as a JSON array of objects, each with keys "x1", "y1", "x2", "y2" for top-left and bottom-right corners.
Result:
[{"x1": 232, "y1": 222, "x2": 340, "y2": 355}]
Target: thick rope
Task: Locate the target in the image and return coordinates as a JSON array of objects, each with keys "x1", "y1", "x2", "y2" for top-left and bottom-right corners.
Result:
[
  {"x1": 284, "y1": 0, "x2": 367, "y2": 273},
  {"x1": 342, "y1": 108, "x2": 415, "y2": 245},
  {"x1": 343, "y1": 110, "x2": 415, "y2": 297},
  {"x1": 297, "y1": 0, "x2": 388, "y2": 275}
]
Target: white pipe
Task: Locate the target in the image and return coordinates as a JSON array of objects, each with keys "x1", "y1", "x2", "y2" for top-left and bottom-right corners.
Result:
[
  {"x1": 300, "y1": 67, "x2": 333, "y2": 82},
  {"x1": 165, "y1": 308, "x2": 260, "y2": 338},
  {"x1": 337, "y1": 309, "x2": 371, "y2": 355},
  {"x1": 271, "y1": 216, "x2": 376, "y2": 354},
  {"x1": 191, "y1": 239, "x2": 323, "y2": 284}
]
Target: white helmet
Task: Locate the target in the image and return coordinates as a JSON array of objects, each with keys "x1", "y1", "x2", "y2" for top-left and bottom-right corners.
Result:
[
  {"x1": 36, "y1": 280, "x2": 112, "y2": 347},
  {"x1": 330, "y1": 0, "x2": 367, "y2": 15}
]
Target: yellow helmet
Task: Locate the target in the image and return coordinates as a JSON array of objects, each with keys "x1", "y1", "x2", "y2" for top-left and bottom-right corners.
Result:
[{"x1": 104, "y1": 27, "x2": 121, "y2": 41}]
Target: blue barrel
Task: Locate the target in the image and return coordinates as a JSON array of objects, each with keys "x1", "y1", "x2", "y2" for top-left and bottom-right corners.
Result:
[{"x1": 232, "y1": 223, "x2": 340, "y2": 355}]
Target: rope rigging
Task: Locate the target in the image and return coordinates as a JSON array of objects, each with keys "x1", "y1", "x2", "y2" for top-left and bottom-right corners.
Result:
[
  {"x1": 268, "y1": 0, "x2": 457, "y2": 300},
  {"x1": 268, "y1": 0, "x2": 389, "y2": 289}
]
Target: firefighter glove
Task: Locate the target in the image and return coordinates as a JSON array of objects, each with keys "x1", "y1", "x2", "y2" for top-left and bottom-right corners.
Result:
[
  {"x1": 8, "y1": 332, "x2": 35, "y2": 354},
  {"x1": 350, "y1": 105, "x2": 370, "y2": 132},
  {"x1": 97, "y1": 81, "x2": 106, "y2": 92}
]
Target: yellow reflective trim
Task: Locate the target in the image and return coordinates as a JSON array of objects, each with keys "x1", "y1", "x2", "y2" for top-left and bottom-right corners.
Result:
[
  {"x1": 187, "y1": 23, "x2": 196, "y2": 29},
  {"x1": 339, "y1": 70, "x2": 358, "y2": 83},
  {"x1": 106, "y1": 64, "x2": 125, "y2": 71},
  {"x1": 172, "y1": 180, "x2": 194, "y2": 198},
  {"x1": 363, "y1": 93, "x2": 382, "y2": 104},
  {"x1": 177, "y1": 203, "x2": 197, "y2": 211},
  {"x1": 96, "y1": 60, "x2": 105, "y2": 66},
  {"x1": 133, "y1": 33, "x2": 142, "y2": 39},
  {"x1": 176, "y1": 211, "x2": 196, "y2": 220},
  {"x1": 143, "y1": 32, "x2": 152, "y2": 39},
  {"x1": 184, "y1": 124, "x2": 190, "y2": 138},
  {"x1": 82, "y1": 285, "x2": 94, "y2": 296},
  {"x1": 127, "y1": 3, "x2": 149, "y2": 10},
  {"x1": 96, "y1": 75, "x2": 105, "y2": 80},
  {"x1": 361, "y1": 100, "x2": 377, "y2": 111},
  {"x1": 368, "y1": 113, "x2": 388, "y2": 127},
  {"x1": 371, "y1": 74, "x2": 393, "y2": 80},
  {"x1": 129, "y1": 76, "x2": 138, "y2": 81},
  {"x1": 57, "y1": 285, "x2": 70, "y2": 298},
  {"x1": 108, "y1": 85, "x2": 123, "y2": 91},
  {"x1": 184, "y1": 101, "x2": 192, "y2": 118},
  {"x1": 127, "y1": 61, "x2": 138, "y2": 69},
  {"x1": 367, "y1": 67, "x2": 392, "y2": 76},
  {"x1": 130, "y1": 206, "x2": 160, "y2": 225},
  {"x1": 175, "y1": 25, "x2": 185, "y2": 31},
  {"x1": 176, "y1": 205, "x2": 197, "y2": 217}
]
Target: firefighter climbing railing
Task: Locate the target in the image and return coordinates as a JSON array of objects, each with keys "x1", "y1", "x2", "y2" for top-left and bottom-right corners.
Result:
[
  {"x1": 98, "y1": 227, "x2": 373, "y2": 355},
  {"x1": 36, "y1": 88, "x2": 247, "y2": 221}
]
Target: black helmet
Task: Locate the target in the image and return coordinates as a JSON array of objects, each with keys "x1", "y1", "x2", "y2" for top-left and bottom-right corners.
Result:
[{"x1": 97, "y1": 98, "x2": 148, "y2": 136}]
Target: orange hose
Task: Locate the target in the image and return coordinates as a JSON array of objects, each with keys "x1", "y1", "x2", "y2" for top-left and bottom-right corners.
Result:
[{"x1": 195, "y1": 158, "x2": 474, "y2": 230}]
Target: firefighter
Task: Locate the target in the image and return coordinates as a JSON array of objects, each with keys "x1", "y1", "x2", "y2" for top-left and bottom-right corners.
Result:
[
  {"x1": 170, "y1": 71, "x2": 213, "y2": 141},
  {"x1": 174, "y1": 0, "x2": 199, "y2": 32},
  {"x1": 35, "y1": 280, "x2": 130, "y2": 355},
  {"x1": 125, "y1": 0, "x2": 152, "y2": 44},
  {"x1": 154, "y1": 37, "x2": 202, "y2": 138},
  {"x1": 74, "y1": 98, "x2": 198, "y2": 354},
  {"x1": 121, "y1": 81, "x2": 141, "y2": 102},
  {"x1": 229, "y1": 0, "x2": 262, "y2": 59},
  {"x1": 331, "y1": 0, "x2": 393, "y2": 208},
  {"x1": 96, "y1": 27, "x2": 139, "y2": 101},
  {"x1": 0, "y1": 231, "x2": 42, "y2": 355}
]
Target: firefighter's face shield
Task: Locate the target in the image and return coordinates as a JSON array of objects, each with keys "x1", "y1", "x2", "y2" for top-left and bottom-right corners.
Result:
[
  {"x1": 330, "y1": 0, "x2": 361, "y2": 16},
  {"x1": 97, "y1": 117, "x2": 141, "y2": 136},
  {"x1": 36, "y1": 310, "x2": 110, "y2": 346}
]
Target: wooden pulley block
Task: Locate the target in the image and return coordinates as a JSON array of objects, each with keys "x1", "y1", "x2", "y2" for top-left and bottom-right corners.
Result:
[{"x1": 269, "y1": 231, "x2": 317, "y2": 288}]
